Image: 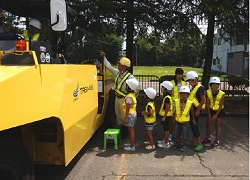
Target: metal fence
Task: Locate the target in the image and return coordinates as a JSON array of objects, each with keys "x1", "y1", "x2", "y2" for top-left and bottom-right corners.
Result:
[
  {"x1": 135, "y1": 75, "x2": 161, "y2": 95},
  {"x1": 135, "y1": 75, "x2": 249, "y2": 97}
]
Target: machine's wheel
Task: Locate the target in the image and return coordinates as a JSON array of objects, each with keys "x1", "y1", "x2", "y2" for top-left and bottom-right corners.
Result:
[
  {"x1": 103, "y1": 89, "x2": 117, "y2": 128},
  {"x1": 0, "y1": 139, "x2": 35, "y2": 180}
]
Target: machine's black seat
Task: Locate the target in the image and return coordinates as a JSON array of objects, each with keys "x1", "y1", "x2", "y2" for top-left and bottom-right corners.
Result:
[{"x1": 1, "y1": 52, "x2": 35, "y2": 65}]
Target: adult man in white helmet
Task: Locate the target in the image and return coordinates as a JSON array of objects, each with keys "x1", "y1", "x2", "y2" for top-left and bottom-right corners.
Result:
[
  {"x1": 22, "y1": 19, "x2": 41, "y2": 41},
  {"x1": 100, "y1": 51, "x2": 140, "y2": 138}
]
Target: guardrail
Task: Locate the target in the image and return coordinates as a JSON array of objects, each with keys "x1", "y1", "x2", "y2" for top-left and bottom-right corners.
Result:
[
  {"x1": 135, "y1": 75, "x2": 249, "y2": 98},
  {"x1": 221, "y1": 75, "x2": 249, "y2": 98},
  {"x1": 135, "y1": 75, "x2": 161, "y2": 95}
]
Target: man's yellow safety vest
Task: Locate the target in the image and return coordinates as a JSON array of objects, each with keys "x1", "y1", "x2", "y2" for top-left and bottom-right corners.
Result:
[
  {"x1": 23, "y1": 30, "x2": 40, "y2": 41},
  {"x1": 207, "y1": 89, "x2": 225, "y2": 110},
  {"x1": 114, "y1": 71, "x2": 131, "y2": 97}
]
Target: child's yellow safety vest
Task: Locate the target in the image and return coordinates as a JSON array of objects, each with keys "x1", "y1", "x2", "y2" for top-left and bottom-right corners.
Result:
[
  {"x1": 171, "y1": 80, "x2": 185, "y2": 100},
  {"x1": 123, "y1": 93, "x2": 137, "y2": 114},
  {"x1": 206, "y1": 89, "x2": 225, "y2": 110},
  {"x1": 175, "y1": 99, "x2": 193, "y2": 123},
  {"x1": 144, "y1": 101, "x2": 156, "y2": 124},
  {"x1": 159, "y1": 95, "x2": 173, "y2": 117},
  {"x1": 188, "y1": 84, "x2": 206, "y2": 110}
]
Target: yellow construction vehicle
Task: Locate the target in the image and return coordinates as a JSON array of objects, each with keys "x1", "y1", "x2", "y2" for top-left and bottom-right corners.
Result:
[{"x1": 0, "y1": 0, "x2": 115, "y2": 179}]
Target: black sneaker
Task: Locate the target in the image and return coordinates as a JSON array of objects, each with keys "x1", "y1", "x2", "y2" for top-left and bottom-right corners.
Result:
[
  {"x1": 210, "y1": 140, "x2": 220, "y2": 147},
  {"x1": 179, "y1": 144, "x2": 188, "y2": 152},
  {"x1": 201, "y1": 138, "x2": 211, "y2": 144}
]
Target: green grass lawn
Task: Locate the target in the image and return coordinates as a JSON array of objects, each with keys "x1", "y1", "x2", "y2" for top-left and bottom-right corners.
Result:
[
  {"x1": 133, "y1": 66, "x2": 226, "y2": 78},
  {"x1": 109, "y1": 66, "x2": 225, "y2": 78}
]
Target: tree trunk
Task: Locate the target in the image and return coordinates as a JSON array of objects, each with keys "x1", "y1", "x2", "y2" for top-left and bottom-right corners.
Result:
[
  {"x1": 202, "y1": 14, "x2": 215, "y2": 90},
  {"x1": 125, "y1": 0, "x2": 134, "y2": 74}
]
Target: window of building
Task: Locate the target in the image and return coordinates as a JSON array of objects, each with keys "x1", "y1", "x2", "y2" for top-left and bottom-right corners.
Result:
[
  {"x1": 218, "y1": 38, "x2": 221, "y2": 45},
  {"x1": 213, "y1": 59, "x2": 216, "y2": 65},
  {"x1": 217, "y1": 58, "x2": 221, "y2": 64},
  {"x1": 213, "y1": 38, "x2": 217, "y2": 45}
]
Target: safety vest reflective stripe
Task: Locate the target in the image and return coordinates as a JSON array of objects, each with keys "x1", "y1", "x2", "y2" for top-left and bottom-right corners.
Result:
[
  {"x1": 171, "y1": 80, "x2": 185, "y2": 99},
  {"x1": 175, "y1": 99, "x2": 193, "y2": 123},
  {"x1": 23, "y1": 30, "x2": 40, "y2": 41},
  {"x1": 122, "y1": 93, "x2": 137, "y2": 114},
  {"x1": 188, "y1": 84, "x2": 206, "y2": 110},
  {"x1": 159, "y1": 95, "x2": 173, "y2": 116},
  {"x1": 144, "y1": 101, "x2": 156, "y2": 123},
  {"x1": 207, "y1": 89, "x2": 225, "y2": 110},
  {"x1": 115, "y1": 72, "x2": 131, "y2": 97}
]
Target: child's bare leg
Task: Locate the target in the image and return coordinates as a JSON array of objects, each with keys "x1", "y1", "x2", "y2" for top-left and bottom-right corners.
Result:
[
  {"x1": 128, "y1": 127, "x2": 135, "y2": 147},
  {"x1": 197, "y1": 136, "x2": 202, "y2": 146},
  {"x1": 147, "y1": 130, "x2": 154, "y2": 146},
  {"x1": 169, "y1": 117, "x2": 175, "y2": 135},
  {"x1": 164, "y1": 131, "x2": 169, "y2": 143},
  {"x1": 215, "y1": 118, "x2": 221, "y2": 141},
  {"x1": 206, "y1": 117, "x2": 212, "y2": 138},
  {"x1": 192, "y1": 136, "x2": 197, "y2": 144}
]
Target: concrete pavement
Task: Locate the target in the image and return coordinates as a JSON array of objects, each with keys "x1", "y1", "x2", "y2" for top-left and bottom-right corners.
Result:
[{"x1": 34, "y1": 115, "x2": 249, "y2": 180}]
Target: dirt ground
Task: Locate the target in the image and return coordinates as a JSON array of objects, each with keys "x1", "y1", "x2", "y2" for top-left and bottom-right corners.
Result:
[{"x1": 137, "y1": 95, "x2": 249, "y2": 114}]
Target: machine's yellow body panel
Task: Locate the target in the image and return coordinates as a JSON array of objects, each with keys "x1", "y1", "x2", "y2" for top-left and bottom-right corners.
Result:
[{"x1": 0, "y1": 62, "x2": 109, "y2": 165}]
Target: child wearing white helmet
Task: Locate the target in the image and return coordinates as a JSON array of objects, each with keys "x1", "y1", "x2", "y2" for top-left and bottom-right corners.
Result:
[
  {"x1": 169, "y1": 68, "x2": 186, "y2": 142},
  {"x1": 123, "y1": 79, "x2": 139, "y2": 151},
  {"x1": 173, "y1": 86, "x2": 195, "y2": 152},
  {"x1": 141, "y1": 87, "x2": 157, "y2": 150},
  {"x1": 157, "y1": 81, "x2": 173, "y2": 149},
  {"x1": 185, "y1": 71, "x2": 205, "y2": 152},
  {"x1": 202, "y1": 76, "x2": 225, "y2": 147}
]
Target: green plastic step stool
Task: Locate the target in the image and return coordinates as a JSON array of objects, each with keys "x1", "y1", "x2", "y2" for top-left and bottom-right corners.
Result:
[{"x1": 103, "y1": 128, "x2": 121, "y2": 149}]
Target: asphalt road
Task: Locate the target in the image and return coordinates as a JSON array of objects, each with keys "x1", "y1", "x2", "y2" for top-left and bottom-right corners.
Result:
[{"x1": 35, "y1": 115, "x2": 249, "y2": 180}]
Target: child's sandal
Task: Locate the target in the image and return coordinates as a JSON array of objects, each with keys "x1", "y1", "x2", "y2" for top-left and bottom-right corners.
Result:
[{"x1": 194, "y1": 145, "x2": 203, "y2": 152}]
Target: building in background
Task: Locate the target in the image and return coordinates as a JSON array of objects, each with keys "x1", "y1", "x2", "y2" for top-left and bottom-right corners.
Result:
[{"x1": 212, "y1": 29, "x2": 249, "y2": 77}]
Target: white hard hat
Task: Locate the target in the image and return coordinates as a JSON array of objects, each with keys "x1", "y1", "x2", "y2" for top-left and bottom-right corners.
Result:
[
  {"x1": 161, "y1": 81, "x2": 173, "y2": 90},
  {"x1": 126, "y1": 79, "x2": 139, "y2": 91},
  {"x1": 186, "y1": 71, "x2": 198, "y2": 81},
  {"x1": 30, "y1": 19, "x2": 41, "y2": 29},
  {"x1": 179, "y1": 86, "x2": 190, "y2": 93},
  {"x1": 209, "y1": 76, "x2": 220, "y2": 84},
  {"x1": 144, "y1": 87, "x2": 156, "y2": 99}
]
